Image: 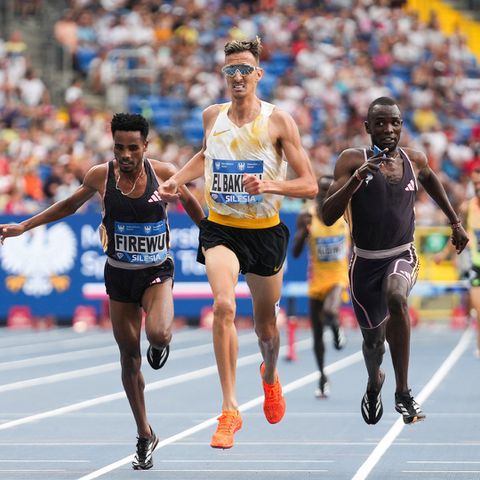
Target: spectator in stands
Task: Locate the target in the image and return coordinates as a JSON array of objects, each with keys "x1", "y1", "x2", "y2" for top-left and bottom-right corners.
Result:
[
  {"x1": 54, "y1": 9, "x2": 78, "y2": 55},
  {"x1": 2, "y1": 0, "x2": 480, "y2": 220},
  {"x1": 17, "y1": 68, "x2": 50, "y2": 107}
]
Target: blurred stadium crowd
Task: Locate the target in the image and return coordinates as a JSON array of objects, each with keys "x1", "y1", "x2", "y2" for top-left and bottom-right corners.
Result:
[{"x1": 0, "y1": 0, "x2": 479, "y2": 220}]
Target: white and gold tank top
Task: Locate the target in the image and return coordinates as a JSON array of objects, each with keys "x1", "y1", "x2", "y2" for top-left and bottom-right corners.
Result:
[{"x1": 204, "y1": 101, "x2": 287, "y2": 229}]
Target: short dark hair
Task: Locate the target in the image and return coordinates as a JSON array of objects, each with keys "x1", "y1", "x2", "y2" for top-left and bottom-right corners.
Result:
[
  {"x1": 111, "y1": 113, "x2": 149, "y2": 140},
  {"x1": 224, "y1": 36, "x2": 262, "y2": 62},
  {"x1": 367, "y1": 97, "x2": 400, "y2": 122}
]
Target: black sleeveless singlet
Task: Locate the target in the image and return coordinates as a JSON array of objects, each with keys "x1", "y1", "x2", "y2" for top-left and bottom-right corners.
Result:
[
  {"x1": 101, "y1": 159, "x2": 170, "y2": 268},
  {"x1": 349, "y1": 148, "x2": 417, "y2": 251}
]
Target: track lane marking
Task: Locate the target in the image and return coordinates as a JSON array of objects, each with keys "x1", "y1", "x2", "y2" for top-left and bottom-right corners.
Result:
[
  {"x1": 351, "y1": 328, "x2": 473, "y2": 480},
  {"x1": 0, "y1": 339, "x2": 314, "y2": 431},
  {"x1": 77, "y1": 351, "x2": 363, "y2": 480}
]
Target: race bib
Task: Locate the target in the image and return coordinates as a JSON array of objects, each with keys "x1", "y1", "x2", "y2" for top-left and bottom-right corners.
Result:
[
  {"x1": 315, "y1": 236, "x2": 346, "y2": 262},
  {"x1": 114, "y1": 221, "x2": 168, "y2": 265},
  {"x1": 210, "y1": 159, "x2": 263, "y2": 204}
]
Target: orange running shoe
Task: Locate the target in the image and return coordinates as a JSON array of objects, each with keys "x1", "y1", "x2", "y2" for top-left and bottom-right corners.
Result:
[
  {"x1": 210, "y1": 410, "x2": 243, "y2": 449},
  {"x1": 260, "y1": 362, "x2": 286, "y2": 424}
]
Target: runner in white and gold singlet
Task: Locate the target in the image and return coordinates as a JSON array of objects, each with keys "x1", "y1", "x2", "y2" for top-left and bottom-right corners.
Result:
[
  {"x1": 159, "y1": 37, "x2": 317, "y2": 449},
  {"x1": 204, "y1": 100, "x2": 286, "y2": 229}
]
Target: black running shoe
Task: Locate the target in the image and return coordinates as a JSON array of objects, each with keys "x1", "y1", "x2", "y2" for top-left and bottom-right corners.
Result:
[
  {"x1": 361, "y1": 371, "x2": 385, "y2": 425},
  {"x1": 132, "y1": 427, "x2": 159, "y2": 470},
  {"x1": 315, "y1": 375, "x2": 330, "y2": 399},
  {"x1": 332, "y1": 325, "x2": 347, "y2": 350},
  {"x1": 395, "y1": 390, "x2": 426, "y2": 424},
  {"x1": 146, "y1": 344, "x2": 169, "y2": 370}
]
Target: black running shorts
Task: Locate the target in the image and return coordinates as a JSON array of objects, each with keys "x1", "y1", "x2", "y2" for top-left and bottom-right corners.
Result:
[
  {"x1": 197, "y1": 218, "x2": 289, "y2": 276},
  {"x1": 104, "y1": 257, "x2": 174, "y2": 304},
  {"x1": 349, "y1": 245, "x2": 419, "y2": 329}
]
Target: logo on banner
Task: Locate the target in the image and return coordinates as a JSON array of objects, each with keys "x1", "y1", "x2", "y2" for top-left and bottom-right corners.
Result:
[{"x1": 0, "y1": 223, "x2": 77, "y2": 297}]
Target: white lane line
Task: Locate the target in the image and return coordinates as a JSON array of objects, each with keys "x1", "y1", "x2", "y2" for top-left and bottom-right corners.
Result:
[
  {"x1": 150, "y1": 469, "x2": 329, "y2": 473},
  {"x1": 403, "y1": 471, "x2": 480, "y2": 474},
  {"x1": 149, "y1": 469, "x2": 329, "y2": 473},
  {"x1": 77, "y1": 350, "x2": 363, "y2": 480},
  {"x1": 0, "y1": 333, "x2": 258, "y2": 392},
  {"x1": 0, "y1": 339, "x2": 313, "y2": 431},
  {"x1": 3, "y1": 440, "x2": 480, "y2": 447},
  {"x1": 0, "y1": 330, "x2": 88, "y2": 347},
  {"x1": 0, "y1": 346, "x2": 116, "y2": 371},
  {"x1": 0, "y1": 328, "x2": 214, "y2": 371},
  {"x1": 0, "y1": 469, "x2": 66, "y2": 473},
  {"x1": 351, "y1": 328, "x2": 473, "y2": 480},
  {"x1": 0, "y1": 441, "x2": 376, "y2": 447},
  {"x1": 0, "y1": 363, "x2": 118, "y2": 393},
  {"x1": 0, "y1": 334, "x2": 114, "y2": 357},
  {"x1": 0, "y1": 460, "x2": 89, "y2": 463},
  {"x1": 157, "y1": 460, "x2": 334, "y2": 463},
  {"x1": 408, "y1": 461, "x2": 480, "y2": 464},
  {"x1": 0, "y1": 326, "x2": 205, "y2": 351}
]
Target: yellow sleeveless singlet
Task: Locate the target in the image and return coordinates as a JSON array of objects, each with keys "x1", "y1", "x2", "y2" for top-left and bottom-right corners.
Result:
[{"x1": 307, "y1": 210, "x2": 349, "y2": 300}]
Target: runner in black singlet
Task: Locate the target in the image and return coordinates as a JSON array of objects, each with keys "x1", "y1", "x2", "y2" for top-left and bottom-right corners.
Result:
[
  {"x1": 322, "y1": 97, "x2": 469, "y2": 426},
  {"x1": 0, "y1": 113, "x2": 205, "y2": 470}
]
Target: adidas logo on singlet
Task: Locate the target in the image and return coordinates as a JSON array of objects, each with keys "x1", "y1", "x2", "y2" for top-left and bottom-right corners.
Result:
[
  {"x1": 405, "y1": 179, "x2": 415, "y2": 191},
  {"x1": 148, "y1": 191, "x2": 163, "y2": 203}
]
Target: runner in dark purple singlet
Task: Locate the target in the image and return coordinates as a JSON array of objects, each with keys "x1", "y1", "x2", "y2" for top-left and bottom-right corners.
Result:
[{"x1": 322, "y1": 97, "x2": 469, "y2": 426}]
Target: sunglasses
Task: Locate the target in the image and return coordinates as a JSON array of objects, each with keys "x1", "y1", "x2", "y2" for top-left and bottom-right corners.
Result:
[{"x1": 221, "y1": 64, "x2": 257, "y2": 77}]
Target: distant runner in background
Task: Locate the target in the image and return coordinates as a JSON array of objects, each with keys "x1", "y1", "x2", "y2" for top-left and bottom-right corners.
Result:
[{"x1": 292, "y1": 175, "x2": 349, "y2": 398}]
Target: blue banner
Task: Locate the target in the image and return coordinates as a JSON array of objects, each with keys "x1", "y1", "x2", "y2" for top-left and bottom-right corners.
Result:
[{"x1": 0, "y1": 213, "x2": 309, "y2": 319}]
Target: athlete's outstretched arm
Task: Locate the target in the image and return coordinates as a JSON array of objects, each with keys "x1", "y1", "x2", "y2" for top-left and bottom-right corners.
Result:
[
  {"x1": 178, "y1": 184, "x2": 206, "y2": 226},
  {"x1": 414, "y1": 151, "x2": 460, "y2": 223},
  {"x1": 322, "y1": 150, "x2": 360, "y2": 226},
  {"x1": 0, "y1": 167, "x2": 99, "y2": 243},
  {"x1": 159, "y1": 150, "x2": 205, "y2": 202},
  {"x1": 154, "y1": 161, "x2": 205, "y2": 226},
  {"x1": 322, "y1": 148, "x2": 387, "y2": 226},
  {"x1": 292, "y1": 211, "x2": 312, "y2": 258},
  {"x1": 159, "y1": 106, "x2": 219, "y2": 202},
  {"x1": 413, "y1": 150, "x2": 469, "y2": 253},
  {"x1": 243, "y1": 109, "x2": 318, "y2": 199}
]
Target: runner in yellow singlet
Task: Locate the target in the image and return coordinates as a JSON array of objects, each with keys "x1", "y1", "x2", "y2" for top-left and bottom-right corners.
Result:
[
  {"x1": 292, "y1": 175, "x2": 349, "y2": 398},
  {"x1": 434, "y1": 163, "x2": 480, "y2": 357},
  {"x1": 466, "y1": 166, "x2": 480, "y2": 356}
]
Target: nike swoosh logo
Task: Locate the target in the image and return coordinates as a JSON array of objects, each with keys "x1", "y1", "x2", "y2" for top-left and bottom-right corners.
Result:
[
  {"x1": 213, "y1": 129, "x2": 230, "y2": 137},
  {"x1": 273, "y1": 265, "x2": 282, "y2": 272}
]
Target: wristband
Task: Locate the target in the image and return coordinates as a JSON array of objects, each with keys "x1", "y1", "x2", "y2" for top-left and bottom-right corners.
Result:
[
  {"x1": 354, "y1": 169, "x2": 363, "y2": 182},
  {"x1": 450, "y1": 221, "x2": 462, "y2": 230}
]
